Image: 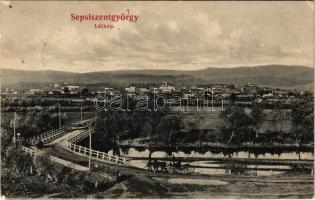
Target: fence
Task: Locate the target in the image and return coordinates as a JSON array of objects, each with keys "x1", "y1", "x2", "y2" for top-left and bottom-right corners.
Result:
[
  {"x1": 24, "y1": 121, "x2": 127, "y2": 165},
  {"x1": 28, "y1": 126, "x2": 70, "y2": 145},
  {"x1": 68, "y1": 128, "x2": 93, "y2": 143},
  {"x1": 67, "y1": 143, "x2": 126, "y2": 164},
  {"x1": 26, "y1": 119, "x2": 95, "y2": 146},
  {"x1": 21, "y1": 146, "x2": 39, "y2": 157},
  {"x1": 21, "y1": 145, "x2": 89, "y2": 171},
  {"x1": 67, "y1": 128, "x2": 127, "y2": 165}
]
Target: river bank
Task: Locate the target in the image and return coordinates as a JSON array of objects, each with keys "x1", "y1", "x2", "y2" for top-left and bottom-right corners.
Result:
[
  {"x1": 119, "y1": 138, "x2": 314, "y2": 151},
  {"x1": 42, "y1": 145, "x2": 315, "y2": 198}
]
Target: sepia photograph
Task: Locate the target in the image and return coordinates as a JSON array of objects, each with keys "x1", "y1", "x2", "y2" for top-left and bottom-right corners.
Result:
[{"x1": 1, "y1": 1, "x2": 314, "y2": 198}]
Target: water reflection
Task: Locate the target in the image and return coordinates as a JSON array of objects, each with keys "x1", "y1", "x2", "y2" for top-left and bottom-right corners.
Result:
[
  {"x1": 120, "y1": 147, "x2": 314, "y2": 160},
  {"x1": 119, "y1": 147, "x2": 312, "y2": 177},
  {"x1": 127, "y1": 160, "x2": 287, "y2": 177}
]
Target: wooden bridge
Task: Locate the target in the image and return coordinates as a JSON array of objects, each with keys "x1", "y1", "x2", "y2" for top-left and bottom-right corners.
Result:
[
  {"x1": 21, "y1": 145, "x2": 40, "y2": 156},
  {"x1": 71, "y1": 119, "x2": 95, "y2": 129},
  {"x1": 21, "y1": 146, "x2": 89, "y2": 171},
  {"x1": 27, "y1": 126, "x2": 71, "y2": 145},
  {"x1": 67, "y1": 128, "x2": 93, "y2": 143},
  {"x1": 67, "y1": 143, "x2": 126, "y2": 164},
  {"x1": 21, "y1": 118, "x2": 127, "y2": 171},
  {"x1": 26, "y1": 119, "x2": 96, "y2": 145},
  {"x1": 66, "y1": 128, "x2": 127, "y2": 165}
]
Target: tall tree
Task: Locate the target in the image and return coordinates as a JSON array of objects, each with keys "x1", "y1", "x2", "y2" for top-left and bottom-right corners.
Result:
[
  {"x1": 220, "y1": 106, "x2": 255, "y2": 144},
  {"x1": 12, "y1": 109, "x2": 67, "y2": 138},
  {"x1": 94, "y1": 111, "x2": 129, "y2": 152},
  {"x1": 292, "y1": 97, "x2": 314, "y2": 145},
  {"x1": 251, "y1": 104, "x2": 265, "y2": 142},
  {"x1": 156, "y1": 115, "x2": 183, "y2": 145}
]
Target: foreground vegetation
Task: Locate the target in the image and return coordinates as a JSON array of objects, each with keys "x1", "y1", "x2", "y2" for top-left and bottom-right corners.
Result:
[{"x1": 1, "y1": 127, "x2": 114, "y2": 197}]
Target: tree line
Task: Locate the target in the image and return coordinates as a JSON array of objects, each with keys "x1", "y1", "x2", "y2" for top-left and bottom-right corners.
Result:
[{"x1": 91, "y1": 96, "x2": 313, "y2": 152}]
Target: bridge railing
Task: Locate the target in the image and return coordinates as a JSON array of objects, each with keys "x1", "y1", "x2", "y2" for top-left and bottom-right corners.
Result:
[
  {"x1": 71, "y1": 119, "x2": 95, "y2": 129},
  {"x1": 68, "y1": 128, "x2": 93, "y2": 143},
  {"x1": 28, "y1": 126, "x2": 71, "y2": 145},
  {"x1": 66, "y1": 128, "x2": 127, "y2": 165},
  {"x1": 21, "y1": 146, "x2": 38, "y2": 157},
  {"x1": 26, "y1": 119, "x2": 96, "y2": 146},
  {"x1": 67, "y1": 143, "x2": 126, "y2": 164}
]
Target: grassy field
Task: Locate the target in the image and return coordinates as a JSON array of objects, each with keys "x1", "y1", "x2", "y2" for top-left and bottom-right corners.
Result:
[{"x1": 101, "y1": 173, "x2": 313, "y2": 199}]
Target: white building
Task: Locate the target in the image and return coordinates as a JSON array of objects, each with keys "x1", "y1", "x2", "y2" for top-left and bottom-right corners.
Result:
[
  {"x1": 125, "y1": 86, "x2": 136, "y2": 93},
  {"x1": 263, "y1": 93, "x2": 273, "y2": 98},
  {"x1": 138, "y1": 88, "x2": 149, "y2": 93},
  {"x1": 159, "y1": 82, "x2": 175, "y2": 93},
  {"x1": 68, "y1": 85, "x2": 80, "y2": 90}
]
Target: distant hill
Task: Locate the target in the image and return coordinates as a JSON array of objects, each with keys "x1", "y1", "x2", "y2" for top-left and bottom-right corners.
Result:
[{"x1": 1, "y1": 65, "x2": 313, "y2": 91}]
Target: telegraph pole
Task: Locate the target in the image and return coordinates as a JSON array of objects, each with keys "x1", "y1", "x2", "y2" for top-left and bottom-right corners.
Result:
[
  {"x1": 221, "y1": 97, "x2": 224, "y2": 111},
  {"x1": 13, "y1": 112, "x2": 16, "y2": 144},
  {"x1": 58, "y1": 104, "x2": 61, "y2": 129},
  {"x1": 89, "y1": 128, "x2": 92, "y2": 171},
  {"x1": 89, "y1": 111, "x2": 97, "y2": 171},
  {"x1": 80, "y1": 106, "x2": 83, "y2": 122},
  {"x1": 211, "y1": 88, "x2": 214, "y2": 111},
  {"x1": 94, "y1": 110, "x2": 97, "y2": 128}
]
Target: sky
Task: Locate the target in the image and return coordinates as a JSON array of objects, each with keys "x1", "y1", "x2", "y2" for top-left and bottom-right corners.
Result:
[{"x1": 1, "y1": 1, "x2": 314, "y2": 72}]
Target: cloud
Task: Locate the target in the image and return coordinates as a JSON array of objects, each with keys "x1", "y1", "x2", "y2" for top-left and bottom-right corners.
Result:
[
  {"x1": 2, "y1": 0, "x2": 10, "y2": 6},
  {"x1": 1, "y1": 1, "x2": 313, "y2": 72},
  {"x1": 306, "y1": 1, "x2": 314, "y2": 11}
]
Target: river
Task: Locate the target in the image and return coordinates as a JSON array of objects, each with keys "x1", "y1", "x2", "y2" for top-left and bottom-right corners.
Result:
[{"x1": 106, "y1": 147, "x2": 313, "y2": 176}]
